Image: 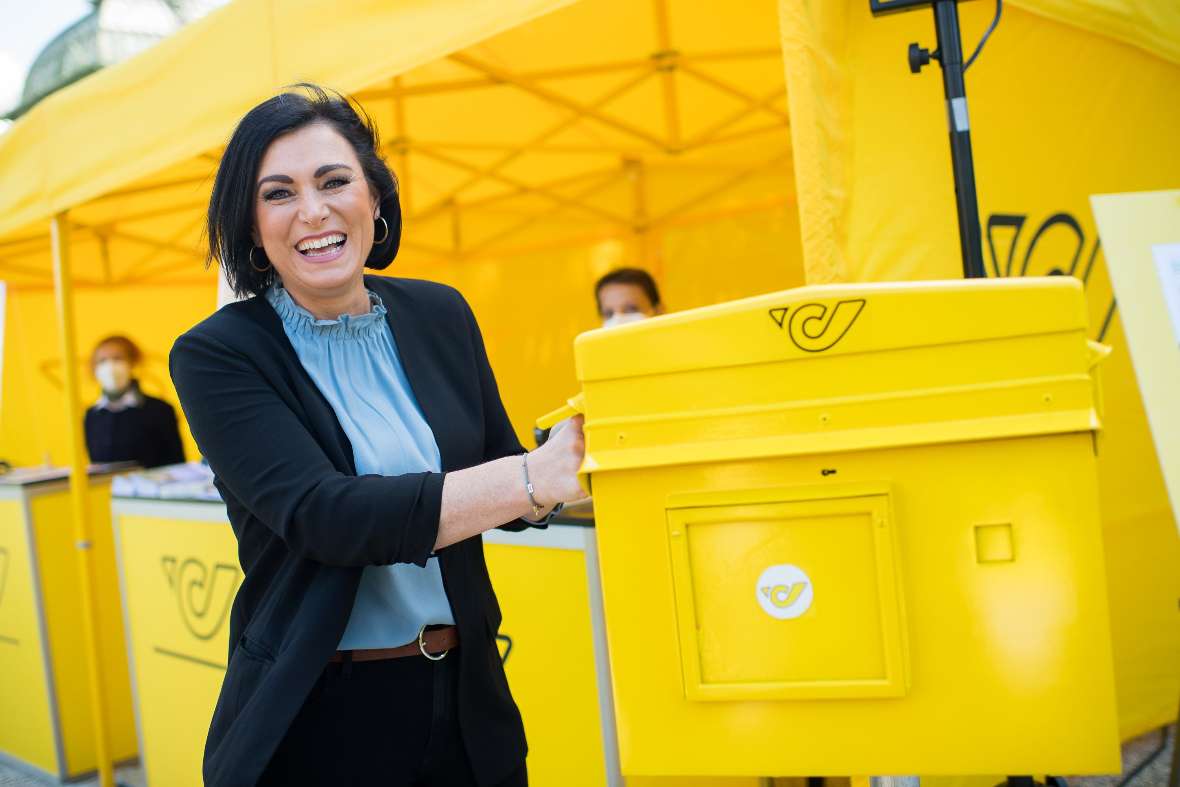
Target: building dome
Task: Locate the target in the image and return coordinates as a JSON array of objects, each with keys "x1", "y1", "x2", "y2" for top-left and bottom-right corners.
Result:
[{"x1": 10, "y1": 0, "x2": 227, "y2": 118}]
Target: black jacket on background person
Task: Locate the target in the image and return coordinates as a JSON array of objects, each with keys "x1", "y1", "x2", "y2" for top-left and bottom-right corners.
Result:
[
  {"x1": 169, "y1": 276, "x2": 537, "y2": 787},
  {"x1": 84, "y1": 388, "x2": 186, "y2": 468}
]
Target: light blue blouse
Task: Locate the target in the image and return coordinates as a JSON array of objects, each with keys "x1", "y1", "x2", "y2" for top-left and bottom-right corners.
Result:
[{"x1": 266, "y1": 284, "x2": 455, "y2": 650}]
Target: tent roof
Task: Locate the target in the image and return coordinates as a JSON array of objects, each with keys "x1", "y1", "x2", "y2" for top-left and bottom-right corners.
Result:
[
  {"x1": 0, "y1": 0, "x2": 574, "y2": 242},
  {"x1": 2, "y1": 0, "x2": 1175, "y2": 270}
]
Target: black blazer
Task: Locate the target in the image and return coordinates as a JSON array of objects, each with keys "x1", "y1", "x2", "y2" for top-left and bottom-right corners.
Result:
[{"x1": 169, "y1": 276, "x2": 535, "y2": 787}]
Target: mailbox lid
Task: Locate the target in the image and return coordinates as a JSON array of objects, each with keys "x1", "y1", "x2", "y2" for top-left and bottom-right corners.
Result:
[{"x1": 572, "y1": 278, "x2": 1102, "y2": 474}]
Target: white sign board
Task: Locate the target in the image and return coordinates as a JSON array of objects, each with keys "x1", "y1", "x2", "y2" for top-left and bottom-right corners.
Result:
[
  {"x1": 1152, "y1": 242, "x2": 1180, "y2": 346},
  {"x1": 1092, "y1": 191, "x2": 1180, "y2": 535}
]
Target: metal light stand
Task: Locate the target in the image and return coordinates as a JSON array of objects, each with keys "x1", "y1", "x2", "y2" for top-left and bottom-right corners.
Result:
[{"x1": 870, "y1": 0, "x2": 987, "y2": 279}]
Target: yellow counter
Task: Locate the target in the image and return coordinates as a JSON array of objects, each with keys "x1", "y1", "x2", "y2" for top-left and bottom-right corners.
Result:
[{"x1": 0, "y1": 469, "x2": 138, "y2": 780}]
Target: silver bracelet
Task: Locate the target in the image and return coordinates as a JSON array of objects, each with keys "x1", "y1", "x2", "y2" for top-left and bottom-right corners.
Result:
[{"x1": 521, "y1": 453, "x2": 544, "y2": 518}]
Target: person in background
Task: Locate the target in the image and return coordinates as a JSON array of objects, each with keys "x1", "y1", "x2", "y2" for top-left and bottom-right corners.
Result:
[
  {"x1": 594, "y1": 266, "x2": 664, "y2": 328},
  {"x1": 84, "y1": 335, "x2": 185, "y2": 469}
]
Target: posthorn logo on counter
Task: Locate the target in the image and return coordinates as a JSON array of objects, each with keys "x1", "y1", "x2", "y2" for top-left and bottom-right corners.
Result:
[
  {"x1": 162, "y1": 556, "x2": 240, "y2": 641},
  {"x1": 756, "y1": 564, "x2": 814, "y2": 620}
]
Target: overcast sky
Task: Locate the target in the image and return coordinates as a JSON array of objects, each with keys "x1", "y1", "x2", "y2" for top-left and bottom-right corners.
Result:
[{"x1": 0, "y1": 1, "x2": 93, "y2": 116}]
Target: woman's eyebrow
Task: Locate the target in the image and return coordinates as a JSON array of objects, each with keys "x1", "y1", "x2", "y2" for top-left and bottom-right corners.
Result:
[
  {"x1": 257, "y1": 164, "x2": 351, "y2": 189},
  {"x1": 257, "y1": 174, "x2": 293, "y2": 187},
  {"x1": 315, "y1": 163, "x2": 352, "y2": 177}
]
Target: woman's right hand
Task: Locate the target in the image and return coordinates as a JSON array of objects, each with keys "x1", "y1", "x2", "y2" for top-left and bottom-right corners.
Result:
[{"x1": 527, "y1": 415, "x2": 589, "y2": 506}]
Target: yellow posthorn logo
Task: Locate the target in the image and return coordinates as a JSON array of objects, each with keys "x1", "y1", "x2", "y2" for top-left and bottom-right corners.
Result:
[
  {"x1": 764, "y1": 583, "x2": 806, "y2": 609},
  {"x1": 768, "y1": 299, "x2": 866, "y2": 353},
  {"x1": 756, "y1": 565, "x2": 814, "y2": 620},
  {"x1": 161, "y1": 556, "x2": 240, "y2": 641}
]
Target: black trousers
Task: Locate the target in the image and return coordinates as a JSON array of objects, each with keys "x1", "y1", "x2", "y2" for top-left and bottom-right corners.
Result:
[{"x1": 258, "y1": 649, "x2": 527, "y2": 787}]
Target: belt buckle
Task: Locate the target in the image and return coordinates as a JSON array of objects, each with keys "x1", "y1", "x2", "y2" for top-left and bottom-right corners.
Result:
[{"x1": 417, "y1": 624, "x2": 449, "y2": 661}]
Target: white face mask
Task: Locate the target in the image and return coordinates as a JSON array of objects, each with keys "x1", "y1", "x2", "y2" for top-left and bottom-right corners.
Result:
[
  {"x1": 94, "y1": 359, "x2": 132, "y2": 395},
  {"x1": 602, "y1": 312, "x2": 648, "y2": 329}
]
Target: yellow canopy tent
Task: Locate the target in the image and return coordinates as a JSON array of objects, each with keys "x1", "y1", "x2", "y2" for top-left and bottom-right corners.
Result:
[
  {"x1": 0, "y1": 0, "x2": 802, "y2": 466},
  {"x1": 779, "y1": 0, "x2": 1180, "y2": 750}
]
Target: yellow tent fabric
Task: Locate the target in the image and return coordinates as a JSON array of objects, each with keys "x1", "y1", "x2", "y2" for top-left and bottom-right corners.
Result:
[
  {"x1": 1014, "y1": 0, "x2": 1180, "y2": 66},
  {"x1": 779, "y1": 0, "x2": 1180, "y2": 746}
]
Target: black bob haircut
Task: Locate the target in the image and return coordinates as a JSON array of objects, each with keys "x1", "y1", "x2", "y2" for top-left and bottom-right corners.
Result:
[
  {"x1": 594, "y1": 267, "x2": 662, "y2": 312},
  {"x1": 207, "y1": 83, "x2": 401, "y2": 298}
]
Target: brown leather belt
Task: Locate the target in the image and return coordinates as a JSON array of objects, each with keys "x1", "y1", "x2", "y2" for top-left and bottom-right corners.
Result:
[{"x1": 329, "y1": 625, "x2": 458, "y2": 664}]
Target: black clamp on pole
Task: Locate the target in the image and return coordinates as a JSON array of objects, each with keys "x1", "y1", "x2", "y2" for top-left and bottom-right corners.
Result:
[{"x1": 870, "y1": 0, "x2": 988, "y2": 279}]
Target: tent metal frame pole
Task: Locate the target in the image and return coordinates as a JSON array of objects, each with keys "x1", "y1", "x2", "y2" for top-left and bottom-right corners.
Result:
[{"x1": 51, "y1": 211, "x2": 117, "y2": 787}]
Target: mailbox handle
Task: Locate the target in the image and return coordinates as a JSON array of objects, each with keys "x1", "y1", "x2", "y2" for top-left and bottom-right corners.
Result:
[
  {"x1": 536, "y1": 392, "x2": 586, "y2": 430},
  {"x1": 534, "y1": 393, "x2": 592, "y2": 495}
]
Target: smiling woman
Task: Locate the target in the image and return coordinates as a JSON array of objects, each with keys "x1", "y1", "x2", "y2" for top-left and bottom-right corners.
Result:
[{"x1": 171, "y1": 84, "x2": 588, "y2": 787}]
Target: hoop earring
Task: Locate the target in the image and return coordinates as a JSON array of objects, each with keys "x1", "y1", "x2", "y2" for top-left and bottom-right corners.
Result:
[
  {"x1": 373, "y1": 215, "x2": 389, "y2": 245},
  {"x1": 248, "y1": 247, "x2": 271, "y2": 273}
]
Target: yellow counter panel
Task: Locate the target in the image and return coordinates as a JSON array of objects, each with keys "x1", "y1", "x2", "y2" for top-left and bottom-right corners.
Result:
[{"x1": 0, "y1": 473, "x2": 138, "y2": 780}]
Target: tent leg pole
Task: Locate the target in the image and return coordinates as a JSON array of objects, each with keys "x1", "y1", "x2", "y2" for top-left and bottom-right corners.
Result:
[
  {"x1": 51, "y1": 211, "x2": 117, "y2": 787},
  {"x1": 1168, "y1": 696, "x2": 1179, "y2": 787}
]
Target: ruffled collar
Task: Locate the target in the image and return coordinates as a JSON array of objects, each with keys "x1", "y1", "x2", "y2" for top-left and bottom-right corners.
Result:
[{"x1": 265, "y1": 283, "x2": 388, "y2": 339}]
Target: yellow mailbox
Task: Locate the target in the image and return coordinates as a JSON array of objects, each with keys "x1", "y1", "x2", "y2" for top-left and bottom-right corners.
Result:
[{"x1": 554, "y1": 277, "x2": 1120, "y2": 778}]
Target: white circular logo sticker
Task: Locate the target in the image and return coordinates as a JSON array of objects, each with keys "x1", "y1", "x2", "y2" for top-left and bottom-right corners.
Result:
[{"x1": 756, "y1": 564, "x2": 814, "y2": 620}]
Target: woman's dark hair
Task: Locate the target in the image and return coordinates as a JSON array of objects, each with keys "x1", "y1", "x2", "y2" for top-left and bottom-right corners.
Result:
[
  {"x1": 207, "y1": 83, "x2": 402, "y2": 298},
  {"x1": 594, "y1": 267, "x2": 662, "y2": 312},
  {"x1": 91, "y1": 335, "x2": 142, "y2": 368}
]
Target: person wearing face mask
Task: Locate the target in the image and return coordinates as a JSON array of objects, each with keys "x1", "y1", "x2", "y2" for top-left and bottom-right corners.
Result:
[
  {"x1": 595, "y1": 266, "x2": 664, "y2": 328},
  {"x1": 84, "y1": 335, "x2": 186, "y2": 469}
]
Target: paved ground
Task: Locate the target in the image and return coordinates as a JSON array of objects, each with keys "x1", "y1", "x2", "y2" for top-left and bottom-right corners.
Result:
[
  {"x1": 0, "y1": 761, "x2": 142, "y2": 787},
  {"x1": 1072, "y1": 726, "x2": 1175, "y2": 787},
  {"x1": 0, "y1": 727, "x2": 1172, "y2": 786}
]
